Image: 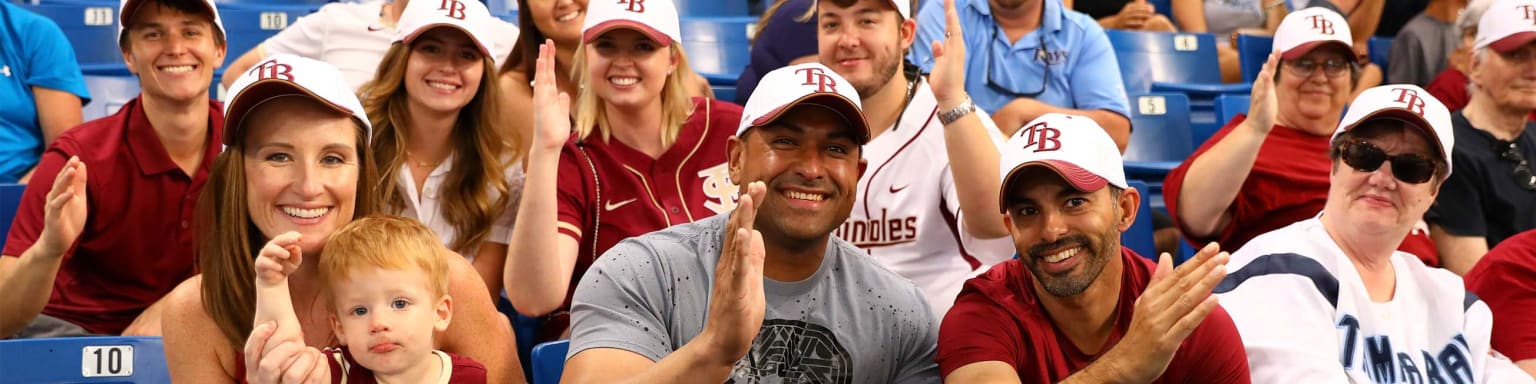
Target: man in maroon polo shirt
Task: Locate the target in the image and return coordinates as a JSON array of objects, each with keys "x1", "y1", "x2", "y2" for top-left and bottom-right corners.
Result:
[
  {"x1": 937, "y1": 113, "x2": 1249, "y2": 383},
  {"x1": 0, "y1": 0, "x2": 226, "y2": 338}
]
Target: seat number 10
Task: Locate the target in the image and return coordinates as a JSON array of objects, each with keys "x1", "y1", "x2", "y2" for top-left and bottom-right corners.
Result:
[{"x1": 81, "y1": 345, "x2": 133, "y2": 377}]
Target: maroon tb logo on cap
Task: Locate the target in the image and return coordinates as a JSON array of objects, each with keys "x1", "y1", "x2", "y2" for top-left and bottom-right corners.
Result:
[
  {"x1": 250, "y1": 59, "x2": 293, "y2": 81},
  {"x1": 439, "y1": 0, "x2": 468, "y2": 20},
  {"x1": 1391, "y1": 87, "x2": 1427, "y2": 116},
  {"x1": 1307, "y1": 14, "x2": 1335, "y2": 35},
  {"x1": 617, "y1": 0, "x2": 645, "y2": 13},
  {"x1": 1019, "y1": 122, "x2": 1061, "y2": 153},
  {"x1": 1521, "y1": 4, "x2": 1536, "y2": 24},
  {"x1": 795, "y1": 67, "x2": 838, "y2": 93}
]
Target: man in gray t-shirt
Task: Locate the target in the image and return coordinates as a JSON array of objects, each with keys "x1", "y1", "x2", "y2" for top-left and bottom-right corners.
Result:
[{"x1": 560, "y1": 62, "x2": 944, "y2": 383}]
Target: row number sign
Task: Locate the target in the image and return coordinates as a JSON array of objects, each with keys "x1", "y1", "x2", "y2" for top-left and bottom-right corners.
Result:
[
  {"x1": 84, "y1": 7, "x2": 113, "y2": 27},
  {"x1": 81, "y1": 345, "x2": 134, "y2": 377},
  {"x1": 1173, "y1": 34, "x2": 1198, "y2": 51},
  {"x1": 261, "y1": 12, "x2": 289, "y2": 30},
  {"x1": 1138, "y1": 95, "x2": 1168, "y2": 115}
]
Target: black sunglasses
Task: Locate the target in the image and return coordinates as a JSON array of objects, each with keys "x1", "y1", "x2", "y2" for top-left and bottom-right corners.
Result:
[
  {"x1": 1339, "y1": 140, "x2": 1439, "y2": 184},
  {"x1": 985, "y1": 28, "x2": 1049, "y2": 98},
  {"x1": 1494, "y1": 141, "x2": 1536, "y2": 191}
]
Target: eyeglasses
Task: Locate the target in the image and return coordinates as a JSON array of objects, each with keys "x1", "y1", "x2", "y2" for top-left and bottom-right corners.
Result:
[
  {"x1": 1284, "y1": 58, "x2": 1352, "y2": 78},
  {"x1": 985, "y1": 28, "x2": 1049, "y2": 98},
  {"x1": 1339, "y1": 140, "x2": 1439, "y2": 184},
  {"x1": 1494, "y1": 141, "x2": 1536, "y2": 191}
]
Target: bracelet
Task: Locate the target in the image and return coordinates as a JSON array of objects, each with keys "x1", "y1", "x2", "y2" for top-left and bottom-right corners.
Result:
[{"x1": 938, "y1": 97, "x2": 976, "y2": 126}]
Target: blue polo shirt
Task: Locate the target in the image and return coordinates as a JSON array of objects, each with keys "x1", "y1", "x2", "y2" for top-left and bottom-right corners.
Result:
[
  {"x1": 0, "y1": 2, "x2": 90, "y2": 183},
  {"x1": 908, "y1": 0, "x2": 1127, "y2": 119}
]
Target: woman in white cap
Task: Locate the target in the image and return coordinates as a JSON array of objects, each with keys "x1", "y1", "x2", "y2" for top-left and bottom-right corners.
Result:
[
  {"x1": 357, "y1": 0, "x2": 524, "y2": 298},
  {"x1": 496, "y1": 0, "x2": 712, "y2": 156},
  {"x1": 1166, "y1": 7, "x2": 1440, "y2": 266},
  {"x1": 159, "y1": 55, "x2": 521, "y2": 383},
  {"x1": 503, "y1": 0, "x2": 744, "y2": 342}
]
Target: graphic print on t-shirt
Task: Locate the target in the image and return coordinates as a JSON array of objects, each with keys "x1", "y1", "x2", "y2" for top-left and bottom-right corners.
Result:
[{"x1": 729, "y1": 319, "x2": 852, "y2": 384}]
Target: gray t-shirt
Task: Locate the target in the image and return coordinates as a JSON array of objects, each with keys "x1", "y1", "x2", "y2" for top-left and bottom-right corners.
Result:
[
  {"x1": 1388, "y1": 13, "x2": 1457, "y2": 86},
  {"x1": 568, "y1": 213, "x2": 941, "y2": 383}
]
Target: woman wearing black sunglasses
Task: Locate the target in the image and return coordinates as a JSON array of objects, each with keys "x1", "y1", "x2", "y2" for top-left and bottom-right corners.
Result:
[
  {"x1": 1165, "y1": 8, "x2": 1442, "y2": 268},
  {"x1": 1210, "y1": 84, "x2": 1536, "y2": 383}
]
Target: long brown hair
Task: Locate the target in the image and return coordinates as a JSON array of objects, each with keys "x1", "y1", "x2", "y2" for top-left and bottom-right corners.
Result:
[
  {"x1": 502, "y1": 0, "x2": 545, "y2": 79},
  {"x1": 359, "y1": 42, "x2": 523, "y2": 254},
  {"x1": 571, "y1": 42, "x2": 696, "y2": 146},
  {"x1": 197, "y1": 103, "x2": 379, "y2": 348}
]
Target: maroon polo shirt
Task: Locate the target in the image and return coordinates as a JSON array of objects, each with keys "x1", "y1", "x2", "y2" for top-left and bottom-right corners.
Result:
[{"x1": 3, "y1": 97, "x2": 223, "y2": 335}]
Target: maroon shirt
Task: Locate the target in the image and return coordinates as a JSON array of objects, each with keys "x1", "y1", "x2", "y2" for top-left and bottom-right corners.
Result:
[
  {"x1": 323, "y1": 348, "x2": 486, "y2": 384},
  {"x1": 2, "y1": 97, "x2": 221, "y2": 335},
  {"x1": 1164, "y1": 114, "x2": 1440, "y2": 266},
  {"x1": 546, "y1": 97, "x2": 743, "y2": 341},
  {"x1": 936, "y1": 247, "x2": 1250, "y2": 383},
  {"x1": 1465, "y1": 229, "x2": 1536, "y2": 362}
]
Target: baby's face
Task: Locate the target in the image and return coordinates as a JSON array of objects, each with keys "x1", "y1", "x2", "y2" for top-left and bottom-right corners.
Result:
[{"x1": 328, "y1": 267, "x2": 450, "y2": 375}]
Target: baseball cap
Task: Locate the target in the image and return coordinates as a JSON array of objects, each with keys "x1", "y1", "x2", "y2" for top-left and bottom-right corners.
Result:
[
  {"x1": 582, "y1": 0, "x2": 681, "y2": 45},
  {"x1": 223, "y1": 54, "x2": 372, "y2": 146},
  {"x1": 1475, "y1": 0, "x2": 1536, "y2": 51},
  {"x1": 117, "y1": 0, "x2": 226, "y2": 45},
  {"x1": 998, "y1": 114, "x2": 1127, "y2": 211},
  {"x1": 1273, "y1": 7, "x2": 1353, "y2": 60},
  {"x1": 394, "y1": 0, "x2": 497, "y2": 56},
  {"x1": 1333, "y1": 84, "x2": 1455, "y2": 176},
  {"x1": 738, "y1": 63, "x2": 870, "y2": 144}
]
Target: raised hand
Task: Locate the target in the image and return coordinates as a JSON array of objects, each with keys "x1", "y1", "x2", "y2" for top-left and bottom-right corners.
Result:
[
  {"x1": 1244, "y1": 53, "x2": 1279, "y2": 135},
  {"x1": 701, "y1": 181, "x2": 768, "y2": 363},
  {"x1": 928, "y1": 0, "x2": 969, "y2": 110},
  {"x1": 38, "y1": 156, "x2": 88, "y2": 258},
  {"x1": 254, "y1": 232, "x2": 303, "y2": 287},
  {"x1": 1101, "y1": 243, "x2": 1230, "y2": 382},
  {"x1": 532, "y1": 39, "x2": 574, "y2": 152}
]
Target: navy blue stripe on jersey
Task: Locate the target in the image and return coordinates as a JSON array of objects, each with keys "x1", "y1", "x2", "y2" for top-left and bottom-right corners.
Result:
[
  {"x1": 1214, "y1": 253, "x2": 1340, "y2": 308},
  {"x1": 1464, "y1": 291, "x2": 1481, "y2": 311}
]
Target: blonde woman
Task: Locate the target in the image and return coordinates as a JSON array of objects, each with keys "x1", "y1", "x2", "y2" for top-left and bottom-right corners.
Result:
[
  {"x1": 359, "y1": 0, "x2": 525, "y2": 297},
  {"x1": 504, "y1": 0, "x2": 744, "y2": 342}
]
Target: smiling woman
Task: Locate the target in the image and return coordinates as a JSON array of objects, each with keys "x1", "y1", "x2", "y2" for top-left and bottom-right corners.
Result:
[
  {"x1": 502, "y1": 0, "x2": 744, "y2": 343},
  {"x1": 357, "y1": 0, "x2": 525, "y2": 299}
]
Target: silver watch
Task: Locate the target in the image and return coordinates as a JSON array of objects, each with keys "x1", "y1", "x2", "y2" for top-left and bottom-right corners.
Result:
[{"x1": 938, "y1": 97, "x2": 975, "y2": 126}]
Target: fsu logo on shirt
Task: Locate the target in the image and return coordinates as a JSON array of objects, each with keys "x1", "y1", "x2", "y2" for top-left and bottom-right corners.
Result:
[{"x1": 698, "y1": 163, "x2": 737, "y2": 214}]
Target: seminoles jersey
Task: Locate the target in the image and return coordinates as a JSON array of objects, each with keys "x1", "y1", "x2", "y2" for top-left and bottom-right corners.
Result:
[
  {"x1": 1214, "y1": 217, "x2": 1533, "y2": 384},
  {"x1": 323, "y1": 348, "x2": 486, "y2": 384},
  {"x1": 550, "y1": 97, "x2": 743, "y2": 338},
  {"x1": 835, "y1": 79, "x2": 1015, "y2": 318}
]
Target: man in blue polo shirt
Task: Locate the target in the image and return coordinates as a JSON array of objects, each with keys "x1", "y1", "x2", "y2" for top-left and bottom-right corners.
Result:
[
  {"x1": 0, "y1": 1, "x2": 90, "y2": 183},
  {"x1": 909, "y1": 0, "x2": 1130, "y2": 151}
]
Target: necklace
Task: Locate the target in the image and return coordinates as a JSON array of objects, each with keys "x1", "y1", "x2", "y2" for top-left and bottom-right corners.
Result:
[{"x1": 407, "y1": 153, "x2": 443, "y2": 169}]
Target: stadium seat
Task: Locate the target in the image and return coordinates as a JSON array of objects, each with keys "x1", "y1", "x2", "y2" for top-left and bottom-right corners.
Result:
[
  {"x1": 0, "y1": 336, "x2": 169, "y2": 384},
  {"x1": 0, "y1": 183, "x2": 23, "y2": 249},
  {"x1": 81, "y1": 74, "x2": 139, "y2": 122},
  {"x1": 1368, "y1": 36, "x2": 1392, "y2": 76},
  {"x1": 1124, "y1": 93, "x2": 1192, "y2": 181},
  {"x1": 711, "y1": 85, "x2": 736, "y2": 104},
  {"x1": 217, "y1": 7, "x2": 303, "y2": 68},
  {"x1": 1235, "y1": 33, "x2": 1273, "y2": 84},
  {"x1": 1209, "y1": 94, "x2": 1250, "y2": 146},
  {"x1": 531, "y1": 340, "x2": 569, "y2": 384},
  {"x1": 1122, "y1": 180, "x2": 1155, "y2": 260},
  {"x1": 211, "y1": 0, "x2": 328, "y2": 9},
  {"x1": 1104, "y1": 30, "x2": 1249, "y2": 96},
  {"x1": 680, "y1": 16, "x2": 754, "y2": 86},
  {"x1": 19, "y1": 2, "x2": 122, "y2": 71},
  {"x1": 675, "y1": 0, "x2": 749, "y2": 16}
]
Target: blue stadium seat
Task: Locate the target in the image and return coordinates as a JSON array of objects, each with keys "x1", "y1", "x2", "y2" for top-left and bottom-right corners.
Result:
[
  {"x1": 1235, "y1": 33, "x2": 1273, "y2": 84},
  {"x1": 1368, "y1": 36, "x2": 1392, "y2": 76},
  {"x1": 19, "y1": 2, "x2": 122, "y2": 71},
  {"x1": 1209, "y1": 94, "x2": 1250, "y2": 146},
  {"x1": 679, "y1": 16, "x2": 754, "y2": 86},
  {"x1": 217, "y1": 7, "x2": 304, "y2": 68},
  {"x1": 1124, "y1": 93, "x2": 1192, "y2": 181},
  {"x1": 81, "y1": 75, "x2": 139, "y2": 122},
  {"x1": 0, "y1": 183, "x2": 24, "y2": 249},
  {"x1": 675, "y1": 0, "x2": 749, "y2": 16},
  {"x1": 1122, "y1": 180, "x2": 1155, "y2": 260},
  {"x1": 211, "y1": 0, "x2": 328, "y2": 9},
  {"x1": 0, "y1": 336, "x2": 169, "y2": 384},
  {"x1": 531, "y1": 340, "x2": 569, "y2": 384},
  {"x1": 1103, "y1": 30, "x2": 1249, "y2": 96},
  {"x1": 711, "y1": 85, "x2": 736, "y2": 104},
  {"x1": 485, "y1": 0, "x2": 518, "y2": 18}
]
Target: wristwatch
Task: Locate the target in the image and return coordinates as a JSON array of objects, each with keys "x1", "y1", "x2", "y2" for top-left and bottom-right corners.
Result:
[{"x1": 938, "y1": 97, "x2": 975, "y2": 126}]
